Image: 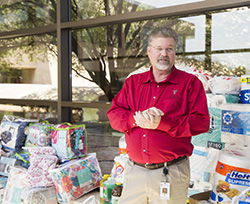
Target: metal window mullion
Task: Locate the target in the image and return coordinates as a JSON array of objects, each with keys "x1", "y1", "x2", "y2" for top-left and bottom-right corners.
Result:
[{"x1": 57, "y1": 0, "x2": 72, "y2": 123}]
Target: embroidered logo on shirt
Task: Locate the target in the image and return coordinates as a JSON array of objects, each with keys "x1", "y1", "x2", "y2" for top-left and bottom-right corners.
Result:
[{"x1": 173, "y1": 90, "x2": 178, "y2": 95}]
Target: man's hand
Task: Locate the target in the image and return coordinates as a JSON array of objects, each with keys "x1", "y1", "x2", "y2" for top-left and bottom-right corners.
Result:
[
  {"x1": 147, "y1": 107, "x2": 164, "y2": 117},
  {"x1": 133, "y1": 107, "x2": 164, "y2": 129}
]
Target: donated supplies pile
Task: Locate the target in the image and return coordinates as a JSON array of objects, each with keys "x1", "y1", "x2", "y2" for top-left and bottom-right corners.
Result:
[
  {"x1": 184, "y1": 69, "x2": 250, "y2": 204},
  {"x1": 1, "y1": 71, "x2": 250, "y2": 204},
  {"x1": 0, "y1": 115, "x2": 102, "y2": 204}
]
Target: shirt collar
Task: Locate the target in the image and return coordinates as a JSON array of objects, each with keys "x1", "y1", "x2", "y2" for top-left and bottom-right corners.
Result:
[{"x1": 143, "y1": 66, "x2": 179, "y2": 84}]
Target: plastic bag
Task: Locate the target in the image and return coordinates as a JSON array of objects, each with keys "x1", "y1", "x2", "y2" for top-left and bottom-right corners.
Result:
[
  {"x1": 25, "y1": 121, "x2": 53, "y2": 147},
  {"x1": 0, "y1": 115, "x2": 37, "y2": 152},
  {"x1": 82, "y1": 195, "x2": 100, "y2": 204},
  {"x1": 50, "y1": 123, "x2": 87, "y2": 159},
  {"x1": 49, "y1": 153, "x2": 102, "y2": 203}
]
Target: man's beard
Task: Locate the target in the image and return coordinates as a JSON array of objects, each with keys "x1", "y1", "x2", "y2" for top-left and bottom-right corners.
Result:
[{"x1": 155, "y1": 59, "x2": 171, "y2": 70}]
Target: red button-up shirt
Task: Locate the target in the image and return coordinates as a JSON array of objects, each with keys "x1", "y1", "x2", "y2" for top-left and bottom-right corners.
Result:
[{"x1": 107, "y1": 66, "x2": 210, "y2": 164}]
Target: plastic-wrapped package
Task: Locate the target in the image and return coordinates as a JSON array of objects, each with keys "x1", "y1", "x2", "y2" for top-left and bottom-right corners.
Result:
[
  {"x1": 231, "y1": 187, "x2": 250, "y2": 204},
  {"x1": 81, "y1": 195, "x2": 100, "y2": 204},
  {"x1": 189, "y1": 146, "x2": 220, "y2": 192},
  {"x1": 177, "y1": 66, "x2": 212, "y2": 92},
  {"x1": 240, "y1": 75, "x2": 250, "y2": 104},
  {"x1": 209, "y1": 147, "x2": 250, "y2": 203},
  {"x1": 0, "y1": 115, "x2": 37, "y2": 152},
  {"x1": 2, "y1": 166, "x2": 28, "y2": 204},
  {"x1": 25, "y1": 121, "x2": 54, "y2": 148},
  {"x1": 208, "y1": 76, "x2": 241, "y2": 95},
  {"x1": 49, "y1": 153, "x2": 102, "y2": 203},
  {"x1": 206, "y1": 94, "x2": 226, "y2": 108},
  {"x1": 20, "y1": 186, "x2": 58, "y2": 204},
  {"x1": 50, "y1": 123, "x2": 87, "y2": 160},
  {"x1": 24, "y1": 146, "x2": 58, "y2": 188},
  {"x1": 192, "y1": 107, "x2": 224, "y2": 149},
  {"x1": 220, "y1": 104, "x2": 250, "y2": 147}
]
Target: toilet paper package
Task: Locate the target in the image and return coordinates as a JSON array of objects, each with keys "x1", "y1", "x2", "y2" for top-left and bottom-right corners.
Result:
[
  {"x1": 240, "y1": 75, "x2": 250, "y2": 104},
  {"x1": 220, "y1": 104, "x2": 250, "y2": 146}
]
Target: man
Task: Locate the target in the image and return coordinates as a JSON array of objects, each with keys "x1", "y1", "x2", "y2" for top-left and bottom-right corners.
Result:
[{"x1": 107, "y1": 26, "x2": 210, "y2": 204}]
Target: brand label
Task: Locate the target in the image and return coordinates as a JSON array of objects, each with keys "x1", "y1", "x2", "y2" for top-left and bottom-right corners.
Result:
[
  {"x1": 240, "y1": 90, "x2": 250, "y2": 103},
  {"x1": 115, "y1": 162, "x2": 124, "y2": 175},
  {"x1": 103, "y1": 186, "x2": 109, "y2": 202},
  {"x1": 221, "y1": 110, "x2": 250, "y2": 136},
  {"x1": 207, "y1": 141, "x2": 222, "y2": 150},
  {"x1": 119, "y1": 148, "x2": 127, "y2": 154},
  {"x1": 225, "y1": 171, "x2": 250, "y2": 186},
  {"x1": 216, "y1": 161, "x2": 250, "y2": 187}
]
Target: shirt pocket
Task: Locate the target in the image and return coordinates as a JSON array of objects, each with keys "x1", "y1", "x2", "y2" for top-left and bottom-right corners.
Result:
[{"x1": 161, "y1": 97, "x2": 182, "y2": 113}]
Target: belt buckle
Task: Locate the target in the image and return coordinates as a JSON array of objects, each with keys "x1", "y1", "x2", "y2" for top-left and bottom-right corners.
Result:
[{"x1": 145, "y1": 163, "x2": 151, "y2": 169}]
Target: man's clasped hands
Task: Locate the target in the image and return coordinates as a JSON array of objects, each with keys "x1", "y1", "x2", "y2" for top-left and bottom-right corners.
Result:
[{"x1": 133, "y1": 107, "x2": 164, "y2": 129}]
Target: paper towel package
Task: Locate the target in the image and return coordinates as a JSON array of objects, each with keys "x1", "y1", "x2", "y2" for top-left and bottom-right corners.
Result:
[
  {"x1": 210, "y1": 149, "x2": 250, "y2": 203},
  {"x1": 220, "y1": 104, "x2": 250, "y2": 146}
]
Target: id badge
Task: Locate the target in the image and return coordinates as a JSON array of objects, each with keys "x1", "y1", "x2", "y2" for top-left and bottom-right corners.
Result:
[{"x1": 160, "y1": 181, "x2": 170, "y2": 200}]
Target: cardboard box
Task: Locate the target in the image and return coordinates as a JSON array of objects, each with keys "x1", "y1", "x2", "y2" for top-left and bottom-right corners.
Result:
[{"x1": 189, "y1": 191, "x2": 211, "y2": 204}]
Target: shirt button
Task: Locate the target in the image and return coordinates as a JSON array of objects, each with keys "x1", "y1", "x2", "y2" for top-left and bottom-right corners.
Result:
[
  {"x1": 143, "y1": 134, "x2": 146, "y2": 137},
  {"x1": 157, "y1": 85, "x2": 159, "y2": 88},
  {"x1": 153, "y1": 96, "x2": 156, "y2": 99},
  {"x1": 143, "y1": 149, "x2": 146, "y2": 152}
]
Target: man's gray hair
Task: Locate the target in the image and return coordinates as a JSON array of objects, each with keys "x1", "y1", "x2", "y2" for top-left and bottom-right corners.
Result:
[{"x1": 148, "y1": 26, "x2": 179, "y2": 46}]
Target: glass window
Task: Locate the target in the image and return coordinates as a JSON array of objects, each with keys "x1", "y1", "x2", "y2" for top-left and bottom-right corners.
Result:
[
  {"x1": 212, "y1": 53, "x2": 249, "y2": 76},
  {"x1": 179, "y1": 15, "x2": 206, "y2": 52},
  {"x1": 212, "y1": 7, "x2": 250, "y2": 51},
  {"x1": 0, "y1": 0, "x2": 56, "y2": 32},
  {"x1": 176, "y1": 8, "x2": 250, "y2": 77},
  {"x1": 0, "y1": 33, "x2": 58, "y2": 100},
  {"x1": 72, "y1": 0, "x2": 205, "y2": 20},
  {"x1": 72, "y1": 7, "x2": 250, "y2": 103},
  {"x1": 72, "y1": 19, "x2": 197, "y2": 102}
]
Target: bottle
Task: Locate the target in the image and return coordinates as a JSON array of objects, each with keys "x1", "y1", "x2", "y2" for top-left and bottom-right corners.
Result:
[
  {"x1": 111, "y1": 182, "x2": 123, "y2": 204},
  {"x1": 103, "y1": 177, "x2": 116, "y2": 204},
  {"x1": 119, "y1": 135, "x2": 127, "y2": 154},
  {"x1": 100, "y1": 174, "x2": 110, "y2": 204}
]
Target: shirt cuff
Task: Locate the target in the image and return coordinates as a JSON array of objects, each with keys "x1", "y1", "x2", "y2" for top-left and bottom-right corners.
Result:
[
  {"x1": 127, "y1": 111, "x2": 138, "y2": 129},
  {"x1": 157, "y1": 116, "x2": 173, "y2": 132}
]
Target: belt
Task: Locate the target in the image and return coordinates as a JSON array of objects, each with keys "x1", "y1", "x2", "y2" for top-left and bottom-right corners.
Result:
[{"x1": 131, "y1": 155, "x2": 187, "y2": 170}]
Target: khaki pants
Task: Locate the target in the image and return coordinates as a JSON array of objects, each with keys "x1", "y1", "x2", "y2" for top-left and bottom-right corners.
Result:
[{"x1": 119, "y1": 157, "x2": 190, "y2": 204}]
